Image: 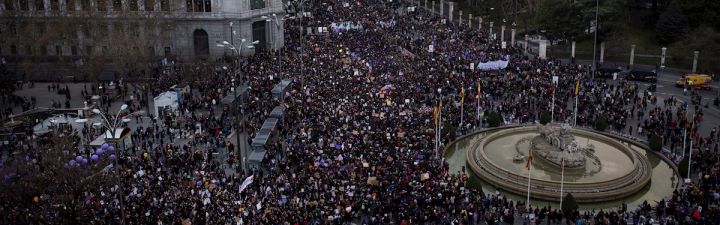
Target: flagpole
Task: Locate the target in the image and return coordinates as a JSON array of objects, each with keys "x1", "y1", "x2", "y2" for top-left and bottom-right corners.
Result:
[
  {"x1": 551, "y1": 85, "x2": 556, "y2": 123},
  {"x1": 573, "y1": 94, "x2": 578, "y2": 126},
  {"x1": 559, "y1": 158, "x2": 565, "y2": 210},
  {"x1": 437, "y1": 99, "x2": 443, "y2": 161},
  {"x1": 526, "y1": 160, "x2": 532, "y2": 211},
  {"x1": 435, "y1": 100, "x2": 439, "y2": 161},
  {"x1": 460, "y1": 99, "x2": 464, "y2": 130},
  {"x1": 687, "y1": 139, "x2": 693, "y2": 180},
  {"x1": 682, "y1": 125, "x2": 687, "y2": 158}
]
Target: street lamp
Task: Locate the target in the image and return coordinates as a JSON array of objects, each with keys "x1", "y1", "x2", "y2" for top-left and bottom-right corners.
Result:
[
  {"x1": 591, "y1": 0, "x2": 599, "y2": 80},
  {"x1": 76, "y1": 104, "x2": 129, "y2": 225}
]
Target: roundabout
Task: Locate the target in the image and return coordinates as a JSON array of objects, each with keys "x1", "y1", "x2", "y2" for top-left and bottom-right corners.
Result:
[{"x1": 452, "y1": 124, "x2": 679, "y2": 206}]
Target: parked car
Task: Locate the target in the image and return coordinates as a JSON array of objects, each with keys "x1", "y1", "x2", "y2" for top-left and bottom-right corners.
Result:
[
  {"x1": 624, "y1": 70, "x2": 657, "y2": 82},
  {"x1": 596, "y1": 67, "x2": 624, "y2": 79}
]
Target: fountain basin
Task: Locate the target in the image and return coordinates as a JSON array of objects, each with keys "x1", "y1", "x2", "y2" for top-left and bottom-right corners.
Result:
[{"x1": 466, "y1": 125, "x2": 652, "y2": 203}]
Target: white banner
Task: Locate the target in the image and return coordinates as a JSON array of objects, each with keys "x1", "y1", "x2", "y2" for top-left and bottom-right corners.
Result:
[
  {"x1": 238, "y1": 175, "x2": 254, "y2": 193},
  {"x1": 476, "y1": 60, "x2": 510, "y2": 70}
]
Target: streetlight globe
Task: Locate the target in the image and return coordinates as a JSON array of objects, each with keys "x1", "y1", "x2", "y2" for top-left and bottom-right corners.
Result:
[
  {"x1": 92, "y1": 109, "x2": 101, "y2": 114},
  {"x1": 120, "y1": 104, "x2": 128, "y2": 111},
  {"x1": 247, "y1": 46, "x2": 255, "y2": 49},
  {"x1": 222, "y1": 41, "x2": 230, "y2": 45},
  {"x1": 216, "y1": 44, "x2": 226, "y2": 47},
  {"x1": 122, "y1": 118, "x2": 132, "y2": 123},
  {"x1": 241, "y1": 38, "x2": 247, "y2": 43},
  {"x1": 251, "y1": 40, "x2": 260, "y2": 44}
]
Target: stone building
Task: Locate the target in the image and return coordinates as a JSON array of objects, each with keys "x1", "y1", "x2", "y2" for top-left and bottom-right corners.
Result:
[{"x1": 0, "y1": 0, "x2": 285, "y2": 79}]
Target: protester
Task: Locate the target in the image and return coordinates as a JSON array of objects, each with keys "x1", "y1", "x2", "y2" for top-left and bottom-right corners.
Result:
[{"x1": 1, "y1": 0, "x2": 719, "y2": 224}]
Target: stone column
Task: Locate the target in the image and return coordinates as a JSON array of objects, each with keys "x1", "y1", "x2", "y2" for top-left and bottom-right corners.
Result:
[
  {"x1": 500, "y1": 25, "x2": 505, "y2": 42},
  {"x1": 539, "y1": 40, "x2": 548, "y2": 59},
  {"x1": 448, "y1": 2, "x2": 454, "y2": 21},
  {"x1": 468, "y1": 14, "x2": 473, "y2": 28},
  {"x1": 692, "y1": 51, "x2": 699, "y2": 73},
  {"x1": 571, "y1": 41, "x2": 576, "y2": 59},
  {"x1": 439, "y1": 0, "x2": 444, "y2": 16},
  {"x1": 478, "y1": 17, "x2": 482, "y2": 30},
  {"x1": 629, "y1": 44, "x2": 636, "y2": 67},
  {"x1": 489, "y1": 22, "x2": 494, "y2": 39},
  {"x1": 599, "y1": 42, "x2": 605, "y2": 64},
  {"x1": 524, "y1": 34, "x2": 529, "y2": 53},
  {"x1": 458, "y1": 11, "x2": 463, "y2": 26},
  {"x1": 661, "y1": 47, "x2": 667, "y2": 68},
  {"x1": 511, "y1": 28, "x2": 516, "y2": 45}
]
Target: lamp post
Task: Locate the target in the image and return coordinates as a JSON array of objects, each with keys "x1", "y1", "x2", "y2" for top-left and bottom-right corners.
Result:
[
  {"x1": 216, "y1": 41, "x2": 257, "y2": 176},
  {"x1": 76, "y1": 104, "x2": 130, "y2": 225},
  {"x1": 262, "y1": 13, "x2": 288, "y2": 69},
  {"x1": 229, "y1": 22, "x2": 235, "y2": 46},
  {"x1": 591, "y1": 0, "x2": 599, "y2": 80},
  {"x1": 217, "y1": 39, "x2": 259, "y2": 69}
]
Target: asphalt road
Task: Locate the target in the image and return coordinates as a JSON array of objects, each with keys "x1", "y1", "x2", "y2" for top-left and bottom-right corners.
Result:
[{"x1": 566, "y1": 58, "x2": 720, "y2": 139}]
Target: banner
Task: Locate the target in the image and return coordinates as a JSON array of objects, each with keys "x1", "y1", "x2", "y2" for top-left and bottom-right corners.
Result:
[
  {"x1": 476, "y1": 60, "x2": 510, "y2": 70},
  {"x1": 238, "y1": 175, "x2": 254, "y2": 193},
  {"x1": 331, "y1": 21, "x2": 363, "y2": 32}
]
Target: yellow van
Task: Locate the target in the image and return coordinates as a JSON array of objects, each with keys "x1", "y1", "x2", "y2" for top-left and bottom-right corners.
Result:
[{"x1": 676, "y1": 74, "x2": 712, "y2": 90}]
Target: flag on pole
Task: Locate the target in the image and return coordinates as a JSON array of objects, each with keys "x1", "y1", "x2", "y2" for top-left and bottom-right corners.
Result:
[
  {"x1": 575, "y1": 79, "x2": 581, "y2": 96},
  {"x1": 433, "y1": 102, "x2": 439, "y2": 125},
  {"x1": 239, "y1": 175, "x2": 254, "y2": 193},
  {"x1": 460, "y1": 85, "x2": 465, "y2": 104},
  {"x1": 690, "y1": 119, "x2": 696, "y2": 138},
  {"x1": 438, "y1": 99, "x2": 443, "y2": 126},
  {"x1": 526, "y1": 150, "x2": 533, "y2": 170},
  {"x1": 477, "y1": 82, "x2": 481, "y2": 98},
  {"x1": 560, "y1": 157, "x2": 564, "y2": 169}
]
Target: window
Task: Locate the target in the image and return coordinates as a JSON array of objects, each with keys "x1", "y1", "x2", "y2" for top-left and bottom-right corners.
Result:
[
  {"x1": 128, "y1": 0, "x2": 137, "y2": 10},
  {"x1": 35, "y1": 0, "x2": 43, "y2": 10},
  {"x1": 37, "y1": 22, "x2": 45, "y2": 35},
  {"x1": 159, "y1": 0, "x2": 167, "y2": 11},
  {"x1": 4, "y1": 0, "x2": 14, "y2": 10},
  {"x1": 249, "y1": 0, "x2": 264, "y2": 10},
  {"x1": 10, "y1": 45, "x2": 17, "y2": 55},
  {"x1": 185, "y1": 0, "x2": 190, "y2": 11},
  {"x1": 99, "y1": 23, "x2": 108, "y2": 36},
  {"x1": 82, "y1": 24, "x2": 90, "y2": 38},
  {"x1": 65, "y1": 0, "x2": 73, "y2": 10},
  {"x1": 112, "y1": 0, "x2": 120, "y2": 10},
  {"x1": 71, "y1": 46, "x2": 77, "y2": 56},
  {"x1": 80, "y1": 0, "x2": 89, "y2": 10},
  {"x1": 50, "y1": 0, "x2": 58, "y2": 10},
  {"x1": 85, "y1": 46, "x2": 93, "y2": 56},
  {"x1": 55, "y1": 45, "x2": 62, "y2": 55},
  {"x1": 144, "y1": 0, "x2": 152, "y2": 11},
  {"x1": 19, "y1": 0, "x2": 28, "y2": 10},
  {"x1": 203, "y1": 0, "x2": 209, "y2": 12},
  {"x1": 8, "y1": 23, "x2": 17, "y2": 35},
  {"x1": 25, "y1": 45, "x2": 31, "y2": 55},
  {"x1": 97, "y1": 0, "x2": 106, "y2": 11},
  {"x1": 193, "y1": 0, "x2": 200, "y2": 11}
]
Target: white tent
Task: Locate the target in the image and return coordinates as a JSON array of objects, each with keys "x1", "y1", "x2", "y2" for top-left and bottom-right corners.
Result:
[{"x1": 153, "y1": 91, "x2": 179, "y2": 118}]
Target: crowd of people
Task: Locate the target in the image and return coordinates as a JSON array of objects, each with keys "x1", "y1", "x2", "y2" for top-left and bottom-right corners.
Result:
[{"x1": 2, "y1": 0, "x2": 720, "y2": 224}]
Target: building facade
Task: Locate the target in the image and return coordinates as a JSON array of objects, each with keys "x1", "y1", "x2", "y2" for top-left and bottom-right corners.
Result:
[{"x1": 0, "y1": 0, "x2": 285, "y2": 79}]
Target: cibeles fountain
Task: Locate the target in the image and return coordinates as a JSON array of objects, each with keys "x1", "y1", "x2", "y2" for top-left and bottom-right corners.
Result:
[{"x1": 466, "y1": 124, "x2": 653, "y2": 203}]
